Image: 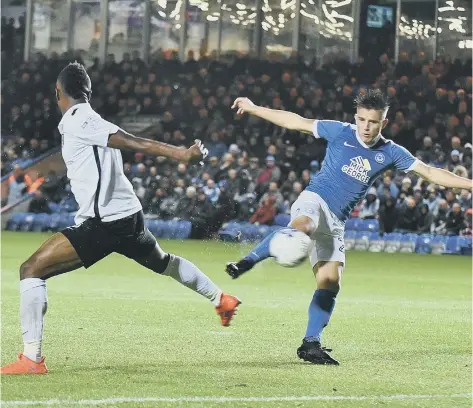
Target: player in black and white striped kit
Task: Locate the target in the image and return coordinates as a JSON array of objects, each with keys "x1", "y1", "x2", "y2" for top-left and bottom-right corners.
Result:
[{"x1": 1, "y1": 62, "x2": 241, "y2": 375}]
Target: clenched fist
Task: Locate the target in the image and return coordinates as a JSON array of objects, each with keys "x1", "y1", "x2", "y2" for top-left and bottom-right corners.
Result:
[{"x1": 185, "y1": 139, "x2": 208, "y2": 166}]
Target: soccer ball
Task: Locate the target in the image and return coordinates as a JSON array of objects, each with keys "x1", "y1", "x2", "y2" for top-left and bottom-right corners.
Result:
[{"x1": 269, "y1": 229, "x2": 312, "y2": 267}]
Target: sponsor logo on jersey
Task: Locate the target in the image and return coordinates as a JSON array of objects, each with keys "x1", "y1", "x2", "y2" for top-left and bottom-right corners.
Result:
[{"x1": 342, "y1": 156, "x2": 371, "y2": 184}]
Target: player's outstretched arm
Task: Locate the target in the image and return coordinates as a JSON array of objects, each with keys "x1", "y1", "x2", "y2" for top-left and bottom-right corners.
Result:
[
  {"x1": 412, "y1": 161, "x2": 472, "y2": 191},
  {"x1": 108, "y1": 130, "x2": 208, "y2": 165},
  {"x1": 232, "y1": 97, "x2": 314, "y2": 133}
]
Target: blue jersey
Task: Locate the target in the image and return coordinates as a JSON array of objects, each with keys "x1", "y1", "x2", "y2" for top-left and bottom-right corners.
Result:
[{"x1": 306, "y1": 120, "x2": 417, "y2": 221}]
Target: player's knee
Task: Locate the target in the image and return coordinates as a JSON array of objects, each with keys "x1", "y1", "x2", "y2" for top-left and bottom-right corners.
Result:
[
  {"x1": 19, "y1": 258, "x2": 40, "y2": 280},
  {"x1": 152, "y1": 252, "x2": 172, "y2": 274},
  {"x1": 314, "y1": 262, "x2": 343, "y2": 292},
  {"x1": 290, "y1": 216, "x2": 315, "y2": 236}
]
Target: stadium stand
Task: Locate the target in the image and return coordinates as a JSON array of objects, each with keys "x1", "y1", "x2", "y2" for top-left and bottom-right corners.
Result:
[{"x1": 2, "y1": 49, "x2": 471, "y2": 253}]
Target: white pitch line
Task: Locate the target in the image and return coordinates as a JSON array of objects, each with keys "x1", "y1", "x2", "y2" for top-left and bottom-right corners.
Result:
[{"x1": 2, "y1": 393, "x2": 471, "y2": 406}]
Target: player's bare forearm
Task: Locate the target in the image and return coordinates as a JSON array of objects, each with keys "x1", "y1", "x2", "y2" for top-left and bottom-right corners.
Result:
[
  {"x1": 232, "y1": 97, "x2": 313, "y2": 133},
  {"x1": 108, "y1": 130, "x2": 206, "y2": 164},
  {"x1": 252, "y1": 106, "x2": 313, "y2": 132},
  {"x1": 414, "y1": 162, "x2": 472, "y2": 190}
]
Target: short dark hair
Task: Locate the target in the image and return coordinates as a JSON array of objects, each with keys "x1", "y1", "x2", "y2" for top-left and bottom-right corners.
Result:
[
  {"x1": 57, "y1": 62, "x2": 92, "y2": 101},
  {"x1": 354, "y1": 89, "x2": 389, "y2": 112}
]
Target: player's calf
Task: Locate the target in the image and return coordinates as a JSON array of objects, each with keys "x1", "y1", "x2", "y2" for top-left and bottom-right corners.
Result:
[
  {"x1": 136, "y1": 246, "x2": 241, "y2": 326},
  {"x1": 3, "y1": 233, "x2": 83, "y2": 375},
  {"x1": 299, "y1": 261, "x2": 342, "y2": 364}
]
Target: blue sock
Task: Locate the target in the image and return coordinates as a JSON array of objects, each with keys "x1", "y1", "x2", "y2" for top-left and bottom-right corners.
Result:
[
  {"x1": 243, "y1": 227, "x2": 297, "y2": 265},
  {"x1": 304, "y1": 289, "x2": 337, "y2": 342}
]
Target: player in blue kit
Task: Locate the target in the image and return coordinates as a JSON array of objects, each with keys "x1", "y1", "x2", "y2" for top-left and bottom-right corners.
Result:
[{"x1": 226, "y1": 90, "x2": 472, "y2": 365}]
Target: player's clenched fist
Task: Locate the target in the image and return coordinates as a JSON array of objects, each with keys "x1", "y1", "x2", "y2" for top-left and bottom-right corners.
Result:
[
  {"x1": 185, "y1": 139, "x2": 208, "y2": 165},
  {"x1": 232, "y1": 97, "x2": 256, "y2": 115}
]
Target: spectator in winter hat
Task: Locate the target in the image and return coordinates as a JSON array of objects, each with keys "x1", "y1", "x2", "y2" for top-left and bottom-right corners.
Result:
[
  {"x1": 416, "y1": 203, "x2": 434, "y2": 234},
  {"x1": 228, "y1": 144, "x2": 241, "y2": 158},
  {"x1": 450, "y1": 150, "x2": 461, "y2": 167}
]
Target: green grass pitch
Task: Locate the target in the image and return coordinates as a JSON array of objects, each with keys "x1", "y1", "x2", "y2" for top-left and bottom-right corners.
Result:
[{"x1": 1, "y1": 231, "x2": 471, "y2": 408}]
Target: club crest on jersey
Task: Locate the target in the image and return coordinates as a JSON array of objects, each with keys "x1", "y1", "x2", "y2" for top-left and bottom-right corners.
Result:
[
  {"x1": 342, "y1": 156, "x2": 371, "y2": 184},
  {"x1": 375, "y1": 153, "x2": 385, "y2": 164}
]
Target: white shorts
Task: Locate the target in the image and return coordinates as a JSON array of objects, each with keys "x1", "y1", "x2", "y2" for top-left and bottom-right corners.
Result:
[{"x1": 289, "y1": 191, "x2": 346, "y2": 268}]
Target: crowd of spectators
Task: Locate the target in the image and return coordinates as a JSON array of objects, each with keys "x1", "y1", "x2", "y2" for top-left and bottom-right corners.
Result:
[{"x1": 2, "y1": 47, "x2": 472, "y2": 238}]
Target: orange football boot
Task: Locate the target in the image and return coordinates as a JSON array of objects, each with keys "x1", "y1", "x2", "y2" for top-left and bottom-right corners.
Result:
[
  {"x1": 215, "y1": 293, "x2": 241, "y2": 327},
  {"x1": 1, "y1": 353, "x2": 48, "y2": 375}
]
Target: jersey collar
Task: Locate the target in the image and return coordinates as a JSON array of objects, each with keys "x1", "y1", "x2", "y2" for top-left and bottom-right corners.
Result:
[
  {"x1": 58, "y1": 102, "x2": 90, "y2": 128},
  {"x1": 355, "y1": 130, "x2": 381, "y2": 149}
]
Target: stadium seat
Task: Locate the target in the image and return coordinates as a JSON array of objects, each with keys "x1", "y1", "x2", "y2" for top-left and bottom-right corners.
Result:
[
  {"x1": 383, "y1": 233, "x2": 403, "y2": 253},
  {"x1": 48, "y1": 202, "x2": 59, "y2": 213},
  {"x1": 7, "y1": 212, "x2": 29, "y2": 231},
  {"x1": 445, "y1": 236, "x2": 463, "y2": 255},
  {"x1": 415, "y1": 234, "x2": 434, "y2": 254},
  {"x1": 176, "y1": 221, "x2": 192, "y2": 239},
  {"x1": 162, "y1": 220, "x2": 180, "y2": 239},
  {"x1": 274, "y1": 214, "x2": 290, "y2": 227},
  {"x1": 146, "y1": 220, "x2": 161, "y2": 237},
  {"x1": 47, "y1": 213, "x2": 62, "y2": 231},
  {"x1": 358, "y1": 219, "x2": 379, "y2": 232},
  {"x1": 399, "y1": 233, "x2": 418, "y2": 253},
  {"x1": 50, "y1": 214, "x2": 74, "y2": 231},
  {"x1": 240, "y1": 224, "x2": 258, "y2": 242},
  {"x1": 430, "y1": 235, "x2": 448, "y2": 255},
  {"x1": 354, "y1": 231, "x2": 371, "y2": 251},
  {"x1": 222, "y1": 220, "x2": 241, "y2": 232},
  {"x1": 256, "y1": 225, "x2": 270, "y2": 241},
  {"x1": 368, "y1": 232, "x2": 384, "y2": 252},
  {"x1": 31, "y1": 213, "x2": 52, "y2": 232},
  {"x1": 345, "y1": 218, "x2": 361, "y2": 231},
  {"x1": 460, "y1": 237, "x2": 472, "y2": 255},
  {"x1": 344, "y1": 230, "x2": 357, "y2": 250},
  {"x1": 19, "y1": 213, "x2": 36, "y2": 232}
]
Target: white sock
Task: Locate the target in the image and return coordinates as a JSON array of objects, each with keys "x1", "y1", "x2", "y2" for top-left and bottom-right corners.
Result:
[
  {"x1": 20, "y1": 278, "x2": 47, "y2": 363},
  {"x1": 163, "y1": 255, "x2": 222, "y2": 305}
]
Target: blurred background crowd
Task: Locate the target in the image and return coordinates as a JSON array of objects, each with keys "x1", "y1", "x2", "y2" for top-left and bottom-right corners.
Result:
[{"x1": 2, "y1": 12, "x2": 472, "y2": 238}]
